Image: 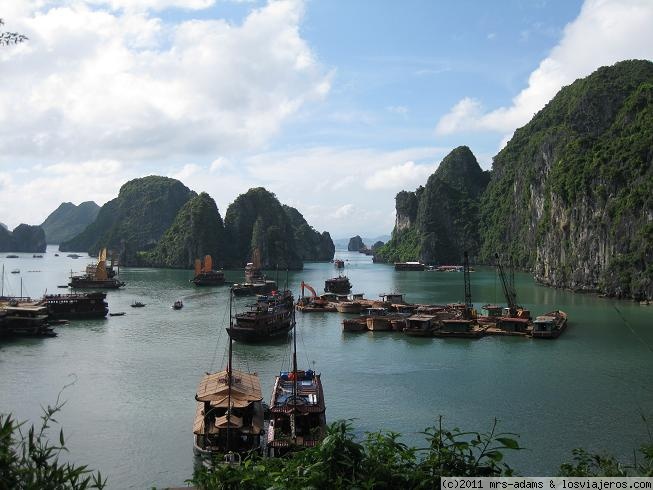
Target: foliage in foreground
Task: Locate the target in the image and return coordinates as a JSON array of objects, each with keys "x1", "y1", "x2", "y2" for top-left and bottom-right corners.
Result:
[
  {"x1": 0, "y1": 398, "x2": 106, "y2": 490},
  {"x1": 191, "y1": 419, "x2": 522, "y2": 490}
]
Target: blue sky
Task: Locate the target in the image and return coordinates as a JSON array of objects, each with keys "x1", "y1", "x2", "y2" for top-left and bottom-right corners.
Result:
[{"x1": 0, "y1": 0, "x2": 651, "y2": 239}]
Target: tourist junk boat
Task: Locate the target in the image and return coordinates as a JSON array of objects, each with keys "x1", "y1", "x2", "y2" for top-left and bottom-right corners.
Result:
[
  {"x1": 193, "y1": 290, "x2": 265, "y2": 458},
  {"x1": 192, "y1": 255, "x2": 225, "y2": 286},
  {"x1": 267, "y1": 310, "x2": 326, "y2": 457},
  {"x1": 324, "y1": 275, "x2": 351, "y2": 294},
  {"x1": 69, "y1": 248, "x2": 125, "y2": 289},
  {"x1": 531, "y1": 310, "x2": 568, "y2": 339},
  {"x1": 41, "y1": 292, "x2": 109, "y2": 319},
  {"x1": 0, "y1": 304, "x2": 55, "y2": 337},
  {"x1": 228, "y1": 289, "x2": 294, "y2": 342},
  {"x1": 233, "y1": 251, "x2": 277, "y2": 296}
]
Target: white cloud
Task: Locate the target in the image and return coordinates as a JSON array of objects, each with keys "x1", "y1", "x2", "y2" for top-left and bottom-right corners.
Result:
[
  {"x1": 435, "y1": 0, "x2": 653, "y2": 137},
  {"x1": 209, "y1": 157, "x2": 233, "y2": 174},
  {"x1": 0, "y1": 0, "x2": 330, "y2": 162},
  {"x1": 365, "y1": 161, "x2": 436, "y2": 191},
  {"x1": 333, "y1": 204, "x2": 353, "y2": 219},
  {"x1": 170, "y1": 163, "x2": 202, "y2": 180}
]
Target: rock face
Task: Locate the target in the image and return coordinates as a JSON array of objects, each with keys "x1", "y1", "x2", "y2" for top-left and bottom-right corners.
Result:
[
  {"x1": 479, "y1": 60, "x2": 653, "y2": 300},
  {"x1": 143, "y1": 193, "x2": 227, "y2": 268},
  {"x1": 378, "y1": 146, "x2": 490, "y2": 264},
  {"x1": 347, "y1": 236, "x2": 365, "y2": 251},
  {"x1": 0, "y1": 224, "x2": 47, "y2": 253},
  {"x1": 40, "y1": 201, "x2": 100, "y2": 244},
  {"x1": 59, "y1": 176, "x2": 196, "y2": 264},
  {"x1": 283, "y1": 205, "x2": 335, "y2": 262},
  {"x1": 224, "y1": 187, "x2": 304, "y2": 270}
]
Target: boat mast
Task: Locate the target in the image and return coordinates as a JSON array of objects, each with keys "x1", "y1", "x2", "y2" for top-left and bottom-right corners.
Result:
[
  {"x1": 463, "y1": 251, "x2": 472, "y2": 316},
  {"x1": 1, "y1": 264, "x2": 4, "y2": 297},
  {"x1": 291, "y1": 308, "x2": 297, "y2": 442},
  {"x1": 226, "y1": 287, "x2": 233, "y2": 453}
]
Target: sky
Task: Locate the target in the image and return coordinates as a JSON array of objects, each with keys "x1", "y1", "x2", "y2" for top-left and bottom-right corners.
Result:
[{"x1": 1, "y1": 0, "x2": 652, "y2": 238}]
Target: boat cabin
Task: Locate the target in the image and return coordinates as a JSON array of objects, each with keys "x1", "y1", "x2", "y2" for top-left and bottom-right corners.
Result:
[
  {"x1": 406, "y1": 315, "x2": 437, "y2": 330},
  {"x1": 532, "y1": 315, "x2": 556, "y2": 333},
  {"x1": 440, "y1": 319, "x2": 473, "y2": 332},
  {"x1": 497, "y1": 317, "x2": 530, "y2": 332},
  {"x1": 379, "y1": 293, "x2": 405, "y2": 304}
]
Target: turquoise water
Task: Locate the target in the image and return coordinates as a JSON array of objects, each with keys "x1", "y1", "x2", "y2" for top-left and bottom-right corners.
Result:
[{"x1": 1, "y1": 247, "x2": 652, "y2": 488}]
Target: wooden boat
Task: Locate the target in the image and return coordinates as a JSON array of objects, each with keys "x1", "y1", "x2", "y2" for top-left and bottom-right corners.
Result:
[
  {"x1": 268, "y1": 310, "x2": 326, "y2": 457},
  {"x1": 194, "y1": 290, "x2": 264, "y2": 458},
  {"x1": 229, "y1": 290, "x2": 294, "y2": 342},
  {"x1": 69, "y1": 248, "x2": 125, "y2": 289},
  {"x1": 335, "y1": 301, "x2": 362, "y2": 314},
  {"x1": 531, "y1": 310, "x2": 568, "y2": 339},
  {"x1": 435, "y1": 320, "x2": 487, "y2": 338},
  {"x1": 0, "y1": 304, "x2": 56, "y2": 337},
  {"x1": 394, "y1": 262, "x2": 425, "y2": 271},
  {"x1": 333, "y1": 259, "x2": 344, "y2": 269},
  {"x1": 403, "y1": 314, "x2": 437, "y2": 337},
  {"x1": 109, "y1": 312, "x2": 125, "y2": 316},
  {"x1": 10, "y1": 269, "x2": 19, "y2": 274},
  {"x1": 6, "y1": 254, "x2": 19, "y2": 258},
  {"x1": 173, "y1": 300, "x2": 183, "y2": 310},
  {"x1": 232, "y1": 280, "x2": 277, "y2": 297},
  {"x1": 324, "y1": 275, "x2": 351, "y2": 294},
  {"x1": 131, "y1": 301, "x2": 146, "y2": 308},
  {"x1": 41, "y1": 292, "x2": 108, "y2": 319},
  {"x1": 365, "y1": 307, "x2": 393, "y2": 331},
  {"x1": 191, "y1": 255, "x2": 225, "y2": 286},
  {"x1": 342, "y1": 317, "x2": 368, "y2": 332}
]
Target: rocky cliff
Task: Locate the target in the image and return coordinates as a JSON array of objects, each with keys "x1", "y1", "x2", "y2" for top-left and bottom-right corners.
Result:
[
  {"x1": 378, "y1": 146, "x2": 490, "y2": 264},
  {"x1": 41, "y1": 201, "x2": 100, "y2": 244},
  {"x1": 0, "y1": 224, "x2": 47, "y2": 253},
  {"x1": 142, "y1": 192, "x2": 227, "y2": 268},
  {"x1": 59, "y1": 176, "x2": 196, "y2": 264},
  {"x1": 479, "y1": 60, "x2": 653, "y2": 300}
]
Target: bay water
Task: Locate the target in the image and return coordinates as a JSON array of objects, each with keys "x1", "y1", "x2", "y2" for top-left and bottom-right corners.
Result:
[{"x1": 1, "y1": 247, "x2": 652, "y2": 488}]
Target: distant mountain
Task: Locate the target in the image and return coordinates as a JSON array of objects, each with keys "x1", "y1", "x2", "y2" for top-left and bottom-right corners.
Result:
[
  {"x1": 142, "y1": 192, "x2": 227, "y2": 268},
  {"x1": 348, "y1": 235, "x2": 365, "y2": 251},
  {"x1": 59, "y1": 176, "x2": 196, "y2": 265},
  {"x1": 333, "y1": 235, "x2": 390, "y2": 250},
  {"x1": 41, "y1": 201, "x2": 100, "y2": 244},
  {"x1": 0, "y1": 224, "x2": 46, "y2": 253}
]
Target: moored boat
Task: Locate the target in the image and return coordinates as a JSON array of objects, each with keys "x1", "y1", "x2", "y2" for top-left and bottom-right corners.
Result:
[
  {"x1": 267, "y1": 311, "x2": 326, "y2": 457},
  {"x1": 193, "y1": 290, "x2": 265, "y2": 458},
  {"x1": 68, "y1": 248, "x2": 125, "y2": 289},
  {"x1": 403, "y1": 314, "x2": 438, "y2": 337},
  {"x1": 41, "y1": 292, "x2": 109, "y2": 319},
  {"x1": 342, "y1": 317, "x2": 368, "y2": 332},
  {"x1": 324, "y1": 275, "x2": 351, "y2": 294},
  {"x1": 192, "y1": 255, "x2": 225, "y2": 286},
  {"x1": 394, "y1": 262, "x2": 425, "y2": 271},
  {"x1": 531, "y1": 310, "x2": 568, "y2": 339},
  {"x1": 229, "y1": 290, "x2": 294, "y2": 342},
  {"x1": 335, "y1": 301, "x2": 362, "y2": 314}
]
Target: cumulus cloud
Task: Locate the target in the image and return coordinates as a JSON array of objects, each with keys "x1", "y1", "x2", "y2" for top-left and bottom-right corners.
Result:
[
  {"x1": 0, "y1": 0, "x2": 330, "y2": 161},
  {"x1": 333, "y1": 204, "x2": 354, "y2": 219},
  {"x1": 435, "y1": 0, "x2": 653, "y2": 137},
  {"x1": 364, "y1": 160, "x2": 436, "y2": 190}
]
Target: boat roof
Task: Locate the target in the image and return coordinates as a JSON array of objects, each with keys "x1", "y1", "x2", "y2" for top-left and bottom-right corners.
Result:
[{"x1": 196, "y1": 369, "x2": 263, "y2": 405}]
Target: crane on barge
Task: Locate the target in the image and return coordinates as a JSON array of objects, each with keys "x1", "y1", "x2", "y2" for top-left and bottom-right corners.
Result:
[{"x1": 494, "y1": 252, "x2": 530, "y2": 319}]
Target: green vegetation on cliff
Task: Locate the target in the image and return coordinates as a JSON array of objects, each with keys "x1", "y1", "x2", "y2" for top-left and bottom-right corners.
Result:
[
  {"x1": 378, "y1": 146, "x2": 490, "y2": 264},
  {"x1": 479, "y1": 59, "x2": 653, "y2": 300},
  {"x1": 283, "y1": 205, "x2": 334, "y2": 262},
  {"x1": 142, "y1": 193, "x2": 227, "y2": 268},
  {"x1": 59, "y1": 176, "x2": 196, "y2": 264},
  {"x1": 224, "y1": 187, "x2": 304, "y2": 270},
  {"x1": 0, "y1": 224, "x2": 46, "y2": 253},
  {"x1": 40, "y1": 201, "x2": 100, "y2": 244}
]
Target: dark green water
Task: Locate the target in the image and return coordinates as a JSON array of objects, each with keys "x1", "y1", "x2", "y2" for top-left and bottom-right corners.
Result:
[{"x1": 1, "y1": 247, "x2": 652, "y2": 488}]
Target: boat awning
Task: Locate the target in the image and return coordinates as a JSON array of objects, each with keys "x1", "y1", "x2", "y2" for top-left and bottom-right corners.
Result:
[
  {"x1": 214, "y1": 414, "x2": 243, "y2": 429},
  {"x1": 196, "y1": 369, "x2": 263, "y2": 403}
]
